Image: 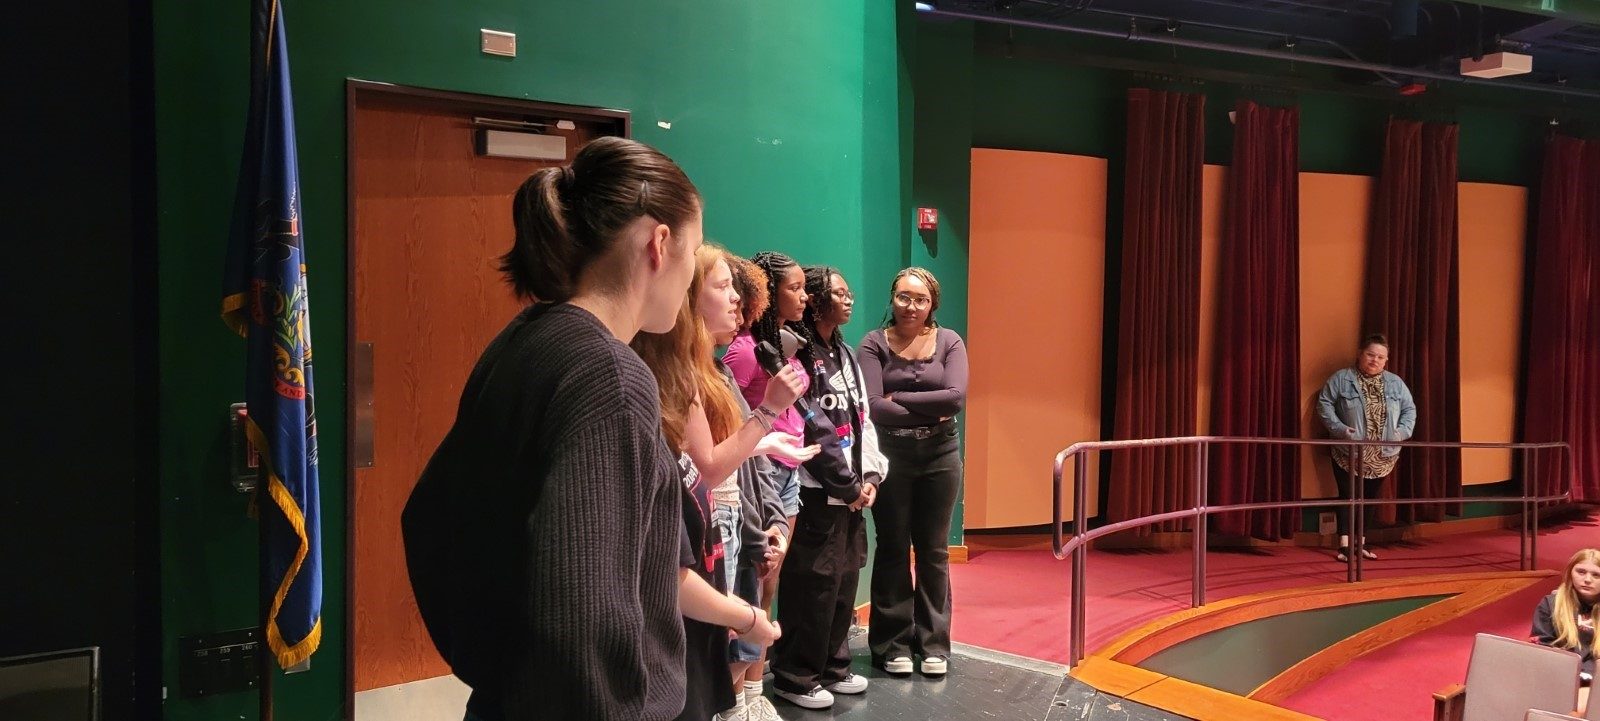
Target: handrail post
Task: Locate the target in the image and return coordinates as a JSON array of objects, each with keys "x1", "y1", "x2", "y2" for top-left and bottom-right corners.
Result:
[
  {"x1": 1192, "y1": 441, "x2": 1207, "y2": 608},
  {"x1": 1357, "y1": 442, "x2": 1367, "y2": 582},
  {"x1": 1346, "y1": 442, "x2": 1359, "y2": 583},
  {"x1": 1520, "y1": 449, "x2": 1531, "y2": 571},
  {"x1": 1053, "y1": 451, "x2": 1064, "y2": 558},
  {"x1": 1530, "y1": 451, "x2": 1540, "y2": 569},
  {"x1": 1071, "y1": 450, "x2": 1088, "y2": 668}
]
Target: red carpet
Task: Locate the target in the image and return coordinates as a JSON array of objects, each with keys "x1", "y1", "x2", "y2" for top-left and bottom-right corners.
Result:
[{"x1": 949, "y1": 510, "x2": 1598, "y2": 720}]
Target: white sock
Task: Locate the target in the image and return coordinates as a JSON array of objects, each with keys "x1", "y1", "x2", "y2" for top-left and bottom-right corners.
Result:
[{"x1": 744, "y1": 680, "x2": 763, "y2": 700}]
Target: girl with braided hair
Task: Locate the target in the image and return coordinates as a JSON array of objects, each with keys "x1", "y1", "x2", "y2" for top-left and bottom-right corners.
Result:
[
  {"x1": 723, "y1": 251, "x2": 812, "y2": 717},
  {"x1": 724, "y1": 252, "x2": 811, "y2": 524},
  {"x1": 770, "y1": 266, "x2": 888, "y2": 710}
]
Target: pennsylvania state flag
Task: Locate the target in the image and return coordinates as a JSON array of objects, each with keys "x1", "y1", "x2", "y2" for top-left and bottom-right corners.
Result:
[{"x1": 221, "y1": 0, "x2": 322, "y2": 670}]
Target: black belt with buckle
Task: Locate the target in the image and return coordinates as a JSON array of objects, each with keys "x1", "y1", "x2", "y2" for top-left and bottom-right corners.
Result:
[{"x1": 880, "y1": 418, "x2": 957, "y2": 440}]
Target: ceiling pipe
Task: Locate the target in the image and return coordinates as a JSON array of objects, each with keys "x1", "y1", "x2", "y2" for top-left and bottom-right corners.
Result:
[
  {"x1": 1071, "y1": 5, "x2": 1401, "y2": 85},
  {"x1": 920, "y1": 5, "x2": 1600, "y2": 102}
]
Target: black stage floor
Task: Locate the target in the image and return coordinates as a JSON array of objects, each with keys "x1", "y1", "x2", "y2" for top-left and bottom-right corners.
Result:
[{"x1": 765, "y1": 630, "x2": 1190, "y2": 721}]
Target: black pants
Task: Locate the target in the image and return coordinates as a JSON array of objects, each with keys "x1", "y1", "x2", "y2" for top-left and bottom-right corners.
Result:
[
  {"x1": 772, "y1": 488, "x2": 866, "y2": 694},
  {"x1": 869, "y1": 429, "x2": 961, "y2": 662},
  {"x1": 1330, "y1": 458, "x2": 1385, "y2": 540}
]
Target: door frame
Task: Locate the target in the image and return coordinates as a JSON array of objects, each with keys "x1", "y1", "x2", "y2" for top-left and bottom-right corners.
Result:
[{"x1": 343, "y1": 79, "x2": 630, "y2": 716}]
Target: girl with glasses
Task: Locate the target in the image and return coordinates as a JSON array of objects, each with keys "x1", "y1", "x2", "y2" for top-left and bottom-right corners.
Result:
[{"x1": 857, "y1": 267, "x2": 968, "y2": 677}]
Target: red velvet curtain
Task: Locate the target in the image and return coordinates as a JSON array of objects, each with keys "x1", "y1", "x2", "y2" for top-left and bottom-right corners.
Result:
[
  {"x1": 1108, "y1": 88, "x2": 1205, "y2": 534},
  {"x1": 1521, "y1": 135, "x2": 1600, "y2": 503},
  {"x1": 1209, "y1": 101, "x2": 1301, "y2": 540},
  {"x1": 1362, "y1": 118, "x2": 1462, "y2": 525}
]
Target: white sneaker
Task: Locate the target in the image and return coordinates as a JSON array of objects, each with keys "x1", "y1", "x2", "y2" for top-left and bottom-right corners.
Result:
[
  {"x1": 775, "y1": 686, "x2": 834, "y2": 709},
  {"x1": 825, "y1": 673, "x2": 869, "y2": 695},
  {"x1": 920, "y1": 656, "x2": 948, "y2": 676},
  {"x1": 745, "y1": 695, "x2": 783, "y2": 721},
  {"x1": 883, "y1": 656, "x2": 914, "y2": 674},
  {"x1": 712, "y1": 691, "x2": 747, "y2": 721}
]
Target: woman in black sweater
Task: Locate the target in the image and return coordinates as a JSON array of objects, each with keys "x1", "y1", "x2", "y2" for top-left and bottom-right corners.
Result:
[{"x1": 401, "y1": 137, "x2": 731, "y2": 721}]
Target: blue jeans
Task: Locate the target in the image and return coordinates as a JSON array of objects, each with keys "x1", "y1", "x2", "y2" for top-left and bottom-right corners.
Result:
[
  {"x1": 713, "y1": 502, "x2": 764, "y2": 664},
  {"x1": 773, "y1": 462, "x2": 801, "y2": 518}
]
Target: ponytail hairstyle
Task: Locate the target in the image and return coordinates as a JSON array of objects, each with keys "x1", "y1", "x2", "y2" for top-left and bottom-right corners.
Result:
[
  {"x1": 750, "y1": 251, "x2": 799, "y2": 371},
  {"x1": 499, "y1": 136, "x2": 701, "y2": 303},
  {"x1": 1551, "y1": 548, "x2": 1600, "y2": 652},
  {"x1": 794, "y1": 265, "x2": 844, "y2": 370}
]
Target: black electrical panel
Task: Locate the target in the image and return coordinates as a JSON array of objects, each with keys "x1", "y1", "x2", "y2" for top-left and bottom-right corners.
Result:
[{"x1": 178, "y1": 628, "x2": 260, "y2": 698}]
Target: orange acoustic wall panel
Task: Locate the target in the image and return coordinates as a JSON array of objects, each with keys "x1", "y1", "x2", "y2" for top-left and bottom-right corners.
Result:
[
  {"x1": 966, "y1": 149, "x2": 1106, "y2": 528},
  {"x1": 1297, "y1": 172, "x2": 1375, "y2": 499},
  {"x1": 1197, "y1": 166, "x2": 1227, "y2": 436},
  {"x1": 1457, "y1": 182, "x2": 1527, "y2": 485}
]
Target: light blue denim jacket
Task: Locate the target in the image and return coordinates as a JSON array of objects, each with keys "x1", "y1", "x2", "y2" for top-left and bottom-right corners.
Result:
[{"x1": 1315, "y1": 368, "x2": 1418, "y2": 458}]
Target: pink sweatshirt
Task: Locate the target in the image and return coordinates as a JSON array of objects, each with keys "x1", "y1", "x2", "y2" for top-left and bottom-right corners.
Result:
[{"x1": 722, "y1": 331, "x2": 810, "y2": 467}]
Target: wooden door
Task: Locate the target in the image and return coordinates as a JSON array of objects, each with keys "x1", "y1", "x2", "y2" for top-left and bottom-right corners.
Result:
[{"x1": 348, "y1": 83, "x2": 626, "y2": 695}]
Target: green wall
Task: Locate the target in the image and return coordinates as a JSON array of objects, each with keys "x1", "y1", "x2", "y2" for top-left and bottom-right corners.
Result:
[
  {"x1": 905, "y1": 18, "x2": 975, "y2": 544},
  {"x1": 155, "y1": 1, "x2": 905, "y2": 717}
]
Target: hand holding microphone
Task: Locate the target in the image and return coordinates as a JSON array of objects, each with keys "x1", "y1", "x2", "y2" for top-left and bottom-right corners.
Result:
[
  {"x1": 760, "y1": 365, "x2": 805, "y2": 415},
  {"x1": 757, "y1": 338, "x2": 816, "y2": 420}
]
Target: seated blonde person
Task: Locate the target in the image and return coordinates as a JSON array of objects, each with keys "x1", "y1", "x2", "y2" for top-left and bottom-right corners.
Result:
[{"x1": 1531, "y1": 548, "x2": 1598, "y2": 715}]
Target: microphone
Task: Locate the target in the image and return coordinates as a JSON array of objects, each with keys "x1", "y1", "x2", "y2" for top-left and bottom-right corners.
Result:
[
  {"x1": 780, "y1": 327, "x2": 807, "y2": 360},
  {"x1": 757, "y1": 339, "x2": 816, "y2": 420}
]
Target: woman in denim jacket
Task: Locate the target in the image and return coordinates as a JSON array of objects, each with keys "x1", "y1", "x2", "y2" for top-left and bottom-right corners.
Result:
[{"x1": 1315, "y1": 334, "x2": 1417, "y2": 562}]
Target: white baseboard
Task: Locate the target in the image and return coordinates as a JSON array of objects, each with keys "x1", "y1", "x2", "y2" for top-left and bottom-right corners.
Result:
[{"x1": 355, "y1": 674, "x2": 470, "y2": 721}]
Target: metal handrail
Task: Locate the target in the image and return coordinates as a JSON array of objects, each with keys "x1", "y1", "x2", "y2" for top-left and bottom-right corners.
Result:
[{"x1": 1048, "y1": 435, "x2": 1573, "y2": 668}]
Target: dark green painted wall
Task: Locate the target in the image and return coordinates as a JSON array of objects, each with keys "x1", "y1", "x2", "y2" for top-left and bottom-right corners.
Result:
[{"x1": 155, "y1": 1, "x2": 906, "y2": 717}]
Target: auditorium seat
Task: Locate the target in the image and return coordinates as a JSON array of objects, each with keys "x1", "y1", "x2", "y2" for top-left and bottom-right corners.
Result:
[
  {"x1": 1431, "y1": 634, "x2": 1581, "y2": 721},
  {"x1": 1526, "y1": 710, "x2": 1583, "y2": 721}
]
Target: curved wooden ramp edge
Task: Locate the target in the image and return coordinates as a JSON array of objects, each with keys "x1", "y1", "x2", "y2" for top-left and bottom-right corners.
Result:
[{"x1": 1069, "y1": 570, "x2": 1555, "y2": 721}]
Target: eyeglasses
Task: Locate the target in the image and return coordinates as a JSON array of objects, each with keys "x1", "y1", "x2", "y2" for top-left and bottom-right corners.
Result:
[
  {"x1": 893, "y1": 292, "x2": 931, "y2": 310},
  {"x1": 830, "y1": 289, "x2": 854, "y2": 301}
]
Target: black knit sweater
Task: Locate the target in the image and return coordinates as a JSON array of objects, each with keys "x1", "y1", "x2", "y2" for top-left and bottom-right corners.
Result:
[{"x1": 402, "y1": 303, "x2": 686, "y2": 720}]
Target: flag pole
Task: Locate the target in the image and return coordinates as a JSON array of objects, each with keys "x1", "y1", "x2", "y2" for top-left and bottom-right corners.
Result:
[{"x1": 259, "y1": 493, "x2": 274, "y2": 721}]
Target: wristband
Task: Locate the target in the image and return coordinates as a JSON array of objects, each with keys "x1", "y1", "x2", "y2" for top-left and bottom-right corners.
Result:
[{"x1": 736, "y1": 605, "x2": 759, "y2": 635}]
